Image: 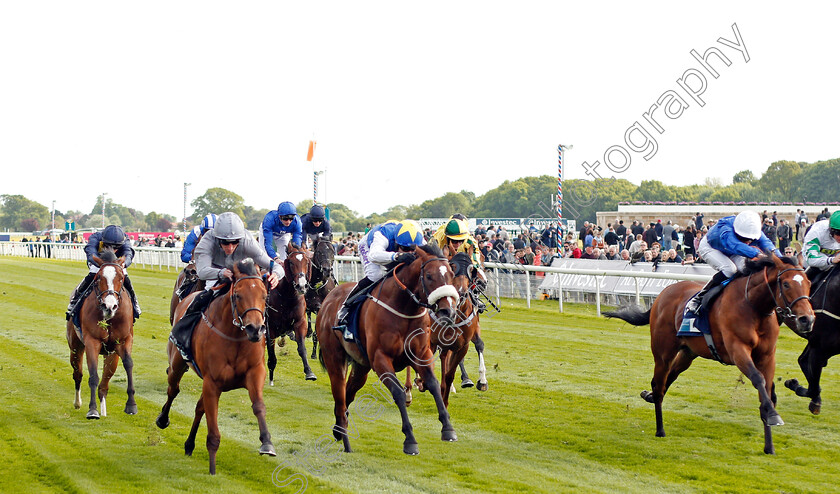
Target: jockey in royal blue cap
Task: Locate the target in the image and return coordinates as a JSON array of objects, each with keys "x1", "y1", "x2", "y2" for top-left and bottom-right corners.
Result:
[
  {"x1": 66, "y1": 225, "x2": 141, "y2": 320},
  {"x1": 181, "y1": 213, "x2": 217, "y2": 263},
  {"x1": 259, "y1": 201, "x2": 303, "y2": 261},
  {"x1": 300, "y1": 204, "x2": 332, "y2": 247},
  {"x1": 333, "y1": 220, "x2": 425, "y2": 331}
]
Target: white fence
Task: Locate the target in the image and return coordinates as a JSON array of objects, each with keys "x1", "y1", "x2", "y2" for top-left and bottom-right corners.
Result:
[{"x1": 0, "y1": 242, "x2": 712, "y2": 314}]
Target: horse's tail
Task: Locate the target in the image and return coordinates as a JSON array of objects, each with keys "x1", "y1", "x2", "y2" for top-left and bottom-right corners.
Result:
[
  {"x1": 317, "y1": 347, "x2": 325, "y2": 371},
  {"x1": 604, "y1": 305, "x2": 651, "y2": 326}
]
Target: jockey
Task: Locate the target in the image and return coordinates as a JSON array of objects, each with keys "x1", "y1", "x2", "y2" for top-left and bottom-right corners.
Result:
[
  {"x1": 260, "y1": 201, "x2": 303, "y2": 261},
  {"x1": 181, "y1": 213, "x2": 217, "y2": 263},
  {"x1": 300, "y1": 204, "x2": 332, "y2": 246},
  {"x1": 431, "y1": 215, "x2": 482, "y2": 269},
  {"x1": 195, "y1": 212, "x2": 283, "y2": 290},
  {"x1": 333, "y1": 220, "x2": 425, "y2": 330},
  {"x1": 66, "y1": 225, "x2": 141, "y2": 320},
  {"x1": 687, "y1": 211, "x2": 778, "y2": 317},
  {"x1": 803, "y1": 210, "x2": 840, "y2": 275}
]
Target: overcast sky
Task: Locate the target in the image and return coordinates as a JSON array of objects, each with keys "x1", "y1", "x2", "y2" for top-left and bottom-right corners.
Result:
[{"x1": 2, "y1": 2, "x2": 839, "y2": 220}]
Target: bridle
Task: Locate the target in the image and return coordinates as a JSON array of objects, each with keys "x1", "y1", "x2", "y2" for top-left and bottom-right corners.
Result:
[
  {"x1": 746, "y1": 264, "x2": 810, "y2": 320},
  {"x1": 229, "y1": 275, "x2": 267, "y2": 329},
  {"x1": 307, "y1": 239, "x2": 335, "y2": 291},
  {"x1": 284, "y1": 246, "x2": 311, "y2": 295},
  {"x1": 392, "y1": 256, "x2": 453, "y2": 310},
  {"x1": 93, "y1": 262, "x2": 125, "y2": 312}
]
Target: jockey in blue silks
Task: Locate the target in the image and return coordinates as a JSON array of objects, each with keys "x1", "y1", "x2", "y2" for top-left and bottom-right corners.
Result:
[
  {"x1": 260, "y1": 201, "x2": 303, "y2": 261},
  {"x1": 181, "y1": 213, "x2": 217, "y2": 263},
  {"x1": 686, "y1": 211, "x2": 779, "y2": 322}
]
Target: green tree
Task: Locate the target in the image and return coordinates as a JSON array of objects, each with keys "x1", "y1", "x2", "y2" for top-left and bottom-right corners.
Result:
[
  {"x1": 406, "y1": 192, "x2": 472, "y2": 218},
  {"x1": 243, "y1": 206, "x2": 270, "y2": 230},
  {"x1": 794, "y1": 158, "x2": 840, "y2": 203},
  {"x1": 191, "y1": 188, "x2": 245, "y2": 221},
  {"x1": 0, "y1": 195, "x2": 50, "y2": 231},
  {"x1": 733, "y1": 170, "x2": 757, "y2": 184},
  {"x1": 758, "y1": 160, "x2": 803, "y2": 201}
]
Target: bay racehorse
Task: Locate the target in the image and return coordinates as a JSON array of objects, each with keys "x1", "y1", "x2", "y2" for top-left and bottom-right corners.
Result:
[
  {"x1": 305, "y1": 234, "x2": 337, "y2": 360},
  {"x1": 156, "y1": 258, "x2": 274, "y2": 475},
  {"x1": 65, "y1": 250, "x2": 137, "y2": 419},
  {"x1": 606, "y1": 253, "x2": 814, "y2": 454},
  {"x1": 784, "y1": 263, "x2": 840, "y2": 414},
  {"x1": 266, "y1": 243, "x2": 315, "y2": 382},
  {"x1": 406, "y1": 252, "x2": 485, "y2": 407},
  {"x1": 316, "y1": 244, "x2": 459, "y2": 455},
  {"x1": 169, "y1": 261, "x2": 205, "y2": 324}
]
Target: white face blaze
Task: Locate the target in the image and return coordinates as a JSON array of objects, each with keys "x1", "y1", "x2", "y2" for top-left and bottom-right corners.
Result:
[
  {"x1": 101, "y1": 266, "x2": 119, "y2": 312},
  {"x1": 792, "y1": 274, "x2": 805, "y2": 285},
  {"x1": 428, "y1": 284, "x2": 459, "y2": 307},
  {"x1": 295, "y1": 254, "x2": 304, "y2": 262},
  {"x1": 439, "y1": 266, "x2": 448, "y2": 278}
]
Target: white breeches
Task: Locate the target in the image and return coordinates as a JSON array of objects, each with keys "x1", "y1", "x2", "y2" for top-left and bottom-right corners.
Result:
[
  {"x1": 697, "y1": 236, "x2": 746, "y2": 277},
  {"x1": 359, "y1": 241, "x2": 386, "y2": 282}
]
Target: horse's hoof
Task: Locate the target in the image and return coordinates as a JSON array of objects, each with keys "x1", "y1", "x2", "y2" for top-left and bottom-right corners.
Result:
[
  {"x1": 784, "y1": 378, "x2": 799, "y2": 390},
  {"x1": 640, "y1": 390, "x2": 655, "y2": 403},
  {"x1": 156, "y1": 415, "x2": 169, "y2": 429},
  {"x1": 442, "y1": 429, "x2": 458, "y2": 442},
  {"x1": 185, "y1": 441, "x2": 195, "y2": 456},
  {"x1": 259, "y1": 442, "x2": 277, "y2": 456},
  {"x1": 86, "y1": 410, "x2": 100, "y2": 420},
  {"x1": 414, "y1": 377, "x2": 426, "y2": 393},
  {"x1": 74, "y1": 402, "x2": 81, "y2": 410},
  {"x1": 764, "y1": 447, "x2": 776, "y2": 455},
  {"x1": 124, "y1": 404, "x2": 138, "y2": 415},
  {"x1": 269, "y1": 380, "x2": 275, "y2": 387},
  {"x1": 476, "y1": 381, "x2": 488, "y2": 392},
  {"x1": 764, "y1": 414, "x2": 784, "y2": 427},
  {"x1": 279, "y1": 337, "x2": 286, "y2": 348},
  {"x1": 403, "y1": 442, "x2": 419, "y2": 455},
  {"x1": 655, "y1": 430, "x2": 665, "y2": 438},
  {"x1": 461, "y1": 378, "x2": 474, "y2": 388},
  {"x1": 809, "y1": 401, "x2": 821, "y2": 415},
  {"x1": 305, "y1": 371, "x2": 317, "y2": 381}
]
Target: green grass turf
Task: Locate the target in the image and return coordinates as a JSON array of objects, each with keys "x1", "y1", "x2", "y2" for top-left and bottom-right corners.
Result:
[{"x1": 0, "y1": 256, "x2": 838, "y2": 493}]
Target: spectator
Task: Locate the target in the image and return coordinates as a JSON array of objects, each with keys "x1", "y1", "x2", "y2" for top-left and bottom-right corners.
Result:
[
  {"x1": 654, "y1": 220, "x2": 663, "y2": 240},
  {"x1": 682, "y1": 253, "x2": 696, "y2": 265},
  {"x1": 615, "y1": 220, "x2": 627, "y2": 249},
  {"x1": 661, "y1": 221, "x2": 674, "y2": 250},
  {"x1": 797, "y1": 218, "x2": 809, "y2": 244},
  {"x1": 629, "y1": 237, "x2": 647, "y2": 256},
  {"x1": 605, "y1": 245, "x2": 620, "y2": 260},
  {"x1": 592, "y1": 247, "x2": 607, "y2": 260},
  {"x1": 762, "y1": 218, "x2": 777, "y2": 246},
  {"x1": 666, "y1": 249, "x2": 682, "y2": 263},
  {"x1": 643, "y1": 223, "x2": 658, "y2": 246},
  {"x1": 604, "y1": 226, "x2": 619, "y2": 249},
  {"x1": 682, "y1": 225, "x2": 696, "y2": 257},
  {"x1": 777, "y1": 219, "x2": 792, "y2": 252},
  {"x1": 620, "y1": 249, "x2": 631, "y2": 261},
  {"x1": 631, "y1": 220, "x2": 644, "y2": 238},
  {"x1": 695, "y1": 212, "x2": 704, "y2": 230}
]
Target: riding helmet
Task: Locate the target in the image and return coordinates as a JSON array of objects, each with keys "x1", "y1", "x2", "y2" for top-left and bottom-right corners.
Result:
[
  {"x1": 101, "y1": 225, "x2": 126, "y2": 244},
  {"x1": 215, "y1": 212, "x2": 246, "y2": 241},
  {"x1": 277, "y1": 201, "x2": 297, "y2": 216},
  {"x1": 733, "y1": 211, "x2": 762, "y2": 240},
  {"x1": 829, "y1": 211, "x2": 840, "y2": 236},
  {"x1": 395, "y1": 220, "x2": 424, "y2": 247},
  {"x1": 310, "y1": 205, "x2": 326, "y2": 220},
  {"x1": 201, "y1": 213, "x2": 217, "y2": 232},
  {"x1": 444, "y1": 218, "x2": 470, "y2": 241}
]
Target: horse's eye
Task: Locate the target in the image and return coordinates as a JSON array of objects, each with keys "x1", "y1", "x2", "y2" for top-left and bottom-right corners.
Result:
[{"x1": 783, "y1": 282, "x2": 790, "y2": 289}]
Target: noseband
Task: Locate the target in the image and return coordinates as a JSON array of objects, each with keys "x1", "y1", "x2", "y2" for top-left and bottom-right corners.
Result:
[
  {"x1": 230, "y1": 275, "x2": 267, "y2": 329},
  {"x1": 392, "y1": 257, "x2": 453, "y2": 310},
  {"x1": 748, "y1": 265, "x2": 810, "y2": 319},
  {"x1": 93, "y1": 262, "x2": 125, "y2": 312}
]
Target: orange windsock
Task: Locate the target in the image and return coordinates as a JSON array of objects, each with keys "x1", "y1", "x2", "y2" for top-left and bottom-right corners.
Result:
[{"x1": 307, "y1": 140, "x2": 316, "y2": 161}]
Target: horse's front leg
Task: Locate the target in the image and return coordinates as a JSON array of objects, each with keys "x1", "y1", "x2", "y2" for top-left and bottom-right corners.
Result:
[
  {"x1": 404, "y1": 368, "x2": 413, "y2": 406},
  {"x1": 730, "y1": 343, "x2": 781, "y2": 454},
  {"x1": 99, "y1": 353, "x2": 120, "y2": 417},
  {"x1": 157, "y1": 341, "x2": 188, "y2": 429},
  {"x1": 785, "y1": 342, "x2": 827, "y2": 415},
  {"x1": 247, "y1": 367, "x2": 275, "y2": 456},
  {"x1": 371, "y1": 354, "x2": 419, "y2": 455},
  {"x1": 295, "y1": 315, "x2": 316, "y2": 381},
  {"x1": 415, "y1": 348, "x2": 457, "y2": 442},
  {"x1": 119, "y1": 338, "x2": 137, "y2": 415},
  {"x1": 201, "y1": 381, "x2": 222, "y2": 475},
  {"x1": 308, "y1": 311, "x2": 319, "y2": 359},
  {"x1": 83, "y1": 339, "x2": 103, "y2": 419},
  {"x1": 266, "y1": 337, "x2": 277, "y2": 386},
  {"x1": 474, "y1": 333, "x2": 488, "y2": 391},
  {"x1": 68, "y1": 333, "x2": 84, "y2": 409}
]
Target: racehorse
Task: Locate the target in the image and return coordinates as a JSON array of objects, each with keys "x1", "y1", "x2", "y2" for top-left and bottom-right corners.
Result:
[
  {"x1": 169, "y1": 261, "x2": 205, "y2": 324},
  {"x1": 784, "y1": 264, "x2": 840, "y2": 414},
  {"x1": 405, "y1": 252, "x2": 485, "y2": 407},
  {"x1": 156, "y1": 258, "x2": 274, "y2": 475},
  {"x1": 316, "y1": 244, "x2": 459, "y2": 455},
  {"x1": 606, "y1": 253, "x2": 814, "y2": 454},
  {"x1": 265, "y1": 243, "x2": 314, "y2": 382},
  {"x1": 305, "y1": 234, "x2": 337, "y2": 360},
  {"x1": 65, "y1": 250, "x2": 137, "y2": 419}
]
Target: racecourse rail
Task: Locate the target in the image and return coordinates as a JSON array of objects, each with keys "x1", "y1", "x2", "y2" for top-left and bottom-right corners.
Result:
[{"x1": 0, "y1": 241, "x2": 712, "y2": 316}]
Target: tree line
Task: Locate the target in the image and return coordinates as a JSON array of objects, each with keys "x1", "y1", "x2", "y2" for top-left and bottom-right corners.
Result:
[{"x1": 3, "y1": 157, "x2": 839, "y2": 233}]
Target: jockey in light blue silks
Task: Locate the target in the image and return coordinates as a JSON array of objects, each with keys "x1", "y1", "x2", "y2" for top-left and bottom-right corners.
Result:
[
  {"x1": 181, "y1": 213, "x2": 217, "y2": 263},
  {"x1": 333, "y1": 220, "x2": 426, "y2": 331},
  {"x1": 684, "y1": 211, "x2": 778, "y2": 328},
  {"x1": 259, "y1": 201, "x2": 303, "y2": 261}
]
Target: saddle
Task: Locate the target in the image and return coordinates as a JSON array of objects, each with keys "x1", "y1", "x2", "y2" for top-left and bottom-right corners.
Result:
[{"x1": 169, "y1": 284, "x2": 230, "y2": 378}]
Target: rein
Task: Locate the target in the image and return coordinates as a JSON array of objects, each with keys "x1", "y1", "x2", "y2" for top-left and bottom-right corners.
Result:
[
  {"x1": 93, "y1": 262, "x2": 125, "y2": 312},
  {"x1": 229, "y1": 275, "x2": 267, "y2": 330},
  {"x1": 746, "y1": 265, "x2": 809, "y2": 319},
  {"x1": 392, "y1": 257, "x2": 451, "y2": 310}
]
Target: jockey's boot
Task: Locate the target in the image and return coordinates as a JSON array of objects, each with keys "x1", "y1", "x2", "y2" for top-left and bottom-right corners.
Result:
[
  {"x1": 685, "y1": 270, "x2": 728, "y2": 316},
  {"x1": 66, "y1": 272, "x2": 96, "y2": 320},
  {"x1": 333, "y1": 277, "x2": 374, "y2": 330},
  {"x1": 123, "y1": 275, "x2": 142, "y2": 319}
]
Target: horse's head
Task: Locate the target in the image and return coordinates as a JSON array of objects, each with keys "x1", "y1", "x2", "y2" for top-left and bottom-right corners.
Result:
[
  {"x1": 312, "y1": 234, "x2": 335, "y2": 281},
  {"x1": 91, "y1": 251, "x2": 126, "y2": 320},
  {"x1": 403, "y1": 245, "x2": 459, "y2": 322},
  {"x1": 231, "y1": 258, "x2": 269, "y2": 342},
  {"x1": 449, "y1": 252, "x2": 476, "y2": 308},
  {"x1": 750, "y1": 251, "x2": 815, "y2": 337},
  {"x1": 284, "y1": 243, "x2": 311, "y2": 295}
]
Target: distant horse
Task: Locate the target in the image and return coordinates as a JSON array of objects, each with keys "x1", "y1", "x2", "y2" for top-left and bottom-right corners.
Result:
[
  {"x1": 305, "y1": 234, "x2": 337, "y2": 360},
  {"x1": 169, "y1": 261, "x2": 205, "y2": 325},
  {"x1": 406, "y1": 252, "x2": 485, "y2": 407},
  {"x1": 316, "y1": 244, "x2": 459, "y2": 455},
  {"x1": 266, "y1": 243, "x2": 314, "y2": 382},
  {"x1": 606, "y1": 254, "x2": 814, "y2": 454},
  {"x1": 156, "y1": 258, "x2": 273, "y2": 475},
  {"x1": 784, "y1": 264, "x2": 840, "y2": 414},
  {"x1": 65, "y1": 251, "x2": 137, "y2": 419}
]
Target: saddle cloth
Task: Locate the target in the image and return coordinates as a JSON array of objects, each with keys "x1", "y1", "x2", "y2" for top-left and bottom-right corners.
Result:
[{"x1": 169, "y1": 286, "x2": 228, "y2": 379}]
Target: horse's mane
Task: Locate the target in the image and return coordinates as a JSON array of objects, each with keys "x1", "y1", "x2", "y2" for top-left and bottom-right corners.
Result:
[
  {"x1": 741, "y1": 254, "x2": 798, "y2": 276},
  {"x1": 418, "y1": 244, "x2": 444, "y2": 258},
  {"x1": 235, "y1": 258, "x2": 259, "y2": 276},
  {"x1": 99, "y1": 250, "x2": 117, "y2": 263},
  {"x1": 450, "y1": 252, "x2": 472, "y2": 277}
]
